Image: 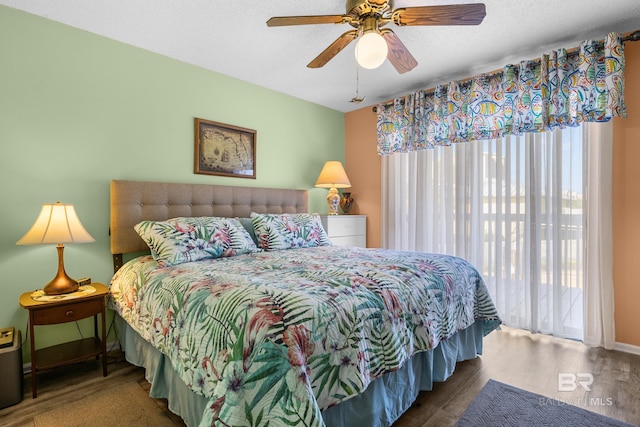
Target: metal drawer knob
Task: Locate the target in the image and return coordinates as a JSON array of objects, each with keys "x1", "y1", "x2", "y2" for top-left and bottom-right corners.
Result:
[{"x1": 66, "y1": 310, "x2": 74, "y2": 317}]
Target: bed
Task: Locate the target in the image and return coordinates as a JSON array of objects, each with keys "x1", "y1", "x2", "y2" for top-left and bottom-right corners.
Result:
[{"x1": 108, "y1": 179, "x2": 501, "y2": 427}]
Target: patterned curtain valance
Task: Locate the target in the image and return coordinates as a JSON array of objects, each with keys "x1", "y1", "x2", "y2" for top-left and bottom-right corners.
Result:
[{"x1": 376, "y1": 32, "x2": 626, "y2": 156}]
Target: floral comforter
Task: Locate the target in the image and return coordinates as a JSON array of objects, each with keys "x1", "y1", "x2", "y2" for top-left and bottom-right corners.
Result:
[{"x1": 109, "y1": 246, "x2": 500, "y2": 427}]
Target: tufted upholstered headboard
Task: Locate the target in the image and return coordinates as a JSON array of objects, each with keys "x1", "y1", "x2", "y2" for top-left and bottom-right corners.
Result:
[{"x1": 110, "y1": 179, "x2": 308, "y2": 271}]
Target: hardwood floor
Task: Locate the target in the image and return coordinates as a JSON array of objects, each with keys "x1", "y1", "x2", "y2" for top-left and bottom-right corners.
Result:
[
  {"x1": 397, "y1": 326, "x2": 640, "y2": 426},
  {"x1": 1, "y1": 326, "x2": 639, "y2": 426}
]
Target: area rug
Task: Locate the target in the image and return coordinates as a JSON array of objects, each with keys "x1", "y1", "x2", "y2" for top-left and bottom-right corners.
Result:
[
  {"x1": 454, "y1": 379, "x2": 635, "y2": 427},
  {"x1": 34, "y1": 381, "x2": 176, "y2": 427}
]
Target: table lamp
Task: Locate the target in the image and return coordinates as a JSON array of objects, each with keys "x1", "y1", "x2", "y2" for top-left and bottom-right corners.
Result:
[
  {"x1": 315, "y1": 161, "x2": 351, "y2": 215},
  {"x1": 17, "y1": 202, "x2": 95, "y2": 295}
]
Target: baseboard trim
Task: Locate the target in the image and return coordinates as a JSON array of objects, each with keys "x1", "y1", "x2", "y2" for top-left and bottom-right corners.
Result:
[{"x1": 614, "y1": 341, "x2": 640, "y2": 355}]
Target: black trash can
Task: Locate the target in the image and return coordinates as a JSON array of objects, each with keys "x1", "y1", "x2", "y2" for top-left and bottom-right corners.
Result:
[{"x1": 0, "y1": 327, "x2": 23, "y2": 409}]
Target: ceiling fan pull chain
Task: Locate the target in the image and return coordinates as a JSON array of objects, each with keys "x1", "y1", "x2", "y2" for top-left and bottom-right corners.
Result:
[{"x1": 350, "y1": 59, "x2": 365, "y2": 103}]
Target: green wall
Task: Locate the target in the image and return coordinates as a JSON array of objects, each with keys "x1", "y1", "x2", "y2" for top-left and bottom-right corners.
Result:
[{"x1": 0, "y1": 6, "x2": 345, "y2": 358}]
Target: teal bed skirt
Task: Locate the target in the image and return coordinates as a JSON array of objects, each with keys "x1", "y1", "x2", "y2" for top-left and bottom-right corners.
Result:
[{"x1": 115, "y1": 316, "x2": 487, "y2": 427}]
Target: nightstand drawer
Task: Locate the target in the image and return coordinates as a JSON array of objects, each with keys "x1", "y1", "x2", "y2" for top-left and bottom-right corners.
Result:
[
  {"x1": 321, "y1": 215, "x2": 367, "y2": 248},
  {"x1": 330, "y1": 235, "x2": 367, "y2": 247},
  {"x1": 325, "y1": 216, "x2": 366, "y2": 237},
  {"x1": 31, "y1": 298, "x2": 103, "y2": 325}
]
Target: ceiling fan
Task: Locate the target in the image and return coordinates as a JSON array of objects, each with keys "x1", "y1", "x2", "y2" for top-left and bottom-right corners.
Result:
[{"x1": 267, "y1": 0, "x2": 486, "y2": 74}]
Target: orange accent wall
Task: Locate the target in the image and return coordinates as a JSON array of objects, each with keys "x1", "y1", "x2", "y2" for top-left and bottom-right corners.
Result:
[
  {"x1": 346, "y1": 41, "x2": 640, "y2": 347},
  {"x1": 345, "y1": 107, "x2": 382, "y2": 248},
  {"x1": 612, "y1": 41, "x2": 640, "y2": 347}
]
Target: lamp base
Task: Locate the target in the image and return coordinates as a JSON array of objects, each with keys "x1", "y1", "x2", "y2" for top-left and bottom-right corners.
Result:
[
  {"x1": 43, "y1": 275, "x2": 79, "y2": 296},
  {"x1": 43, "y1": 245, "x2": 79, "y2": 295},
  {"x1": 326, "y1": 186, "x2": 340, "y2": 215}
]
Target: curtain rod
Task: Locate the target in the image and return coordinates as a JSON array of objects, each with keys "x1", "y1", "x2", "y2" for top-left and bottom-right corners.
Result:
[{"x1": 372, "y1": 29, "x2": 640, "y2": 113}]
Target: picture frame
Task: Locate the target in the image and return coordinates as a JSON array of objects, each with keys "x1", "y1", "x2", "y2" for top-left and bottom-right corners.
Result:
[{"x1": 194, "y1": 118, "x2": 256, "y2": 179}]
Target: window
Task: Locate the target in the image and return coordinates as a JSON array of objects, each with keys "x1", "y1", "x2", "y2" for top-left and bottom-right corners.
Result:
[{"x1": 382, "y1": 127, "x2": 585, "y2": 339}]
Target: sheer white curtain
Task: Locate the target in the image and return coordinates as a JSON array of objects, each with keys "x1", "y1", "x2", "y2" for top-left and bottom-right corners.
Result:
[
  {"x1": 382, "y1": 123, "x2": 615, "y2": 345},
  {"x1": 583, "y1": 122, "x2": 615, "y2": 349}
]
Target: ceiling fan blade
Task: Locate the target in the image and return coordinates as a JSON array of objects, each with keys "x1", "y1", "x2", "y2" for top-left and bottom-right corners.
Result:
[
  {"x1": 307, "y1": 30, "x2": 358, "y2": 68},
  {"x1": 267, "y1": 15, "x2": 346, "y2": 27},
  {"x1": 381, "y1": 29, "x2": 418, "y2": 74},
  {"x1": 393, "y1": 3, "x2": 486, "y2": 26}
]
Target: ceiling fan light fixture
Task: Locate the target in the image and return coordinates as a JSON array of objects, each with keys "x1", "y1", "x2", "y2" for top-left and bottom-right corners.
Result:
[
  {"x1": 355, "y1": 31, "x2": 388, "y2": 69},
  {"x1": 269, "y1": 1, "x2": 487, "y2": 73}
]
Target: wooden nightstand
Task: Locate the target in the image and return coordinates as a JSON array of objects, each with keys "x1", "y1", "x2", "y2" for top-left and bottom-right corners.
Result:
[
  {"x1": 19, "y1": 282, "x2": 108, "y2": 398},
  {"x1": 321, "y1": 215, "x2": 367, "y2": 247}
]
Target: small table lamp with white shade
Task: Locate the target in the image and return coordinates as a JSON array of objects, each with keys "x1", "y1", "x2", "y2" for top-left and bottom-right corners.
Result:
[
  {"x1": 315, "y1": 161, "x2": 351, "y2": 215},
  {"x1": 16, "y1": 202, "x2": 95, "y2": 295}
]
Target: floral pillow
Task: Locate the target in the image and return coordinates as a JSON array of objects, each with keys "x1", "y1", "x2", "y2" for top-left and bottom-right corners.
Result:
[
  {"x1": 237, "y1": 217, "x2": 259, "y2": 246},
  {"x1": 250, "y1": 212, "x2": 332, "y2": 251},
  {"x1": 134, "y1": 216, "x2": 260, "y2": 267}
]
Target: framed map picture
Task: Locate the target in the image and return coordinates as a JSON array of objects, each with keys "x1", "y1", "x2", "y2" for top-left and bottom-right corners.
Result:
[{"x1": 194, "y1": 118, "x2": 256, "y2": 179}]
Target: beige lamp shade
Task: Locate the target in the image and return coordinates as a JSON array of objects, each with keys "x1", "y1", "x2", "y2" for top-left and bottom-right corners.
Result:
[
  {"x1": 315, "y1": 161, "x2": 351, "y2": 215},
  {"x1": 17, "y1": 202, "x2": 95, "y2": 245},
  {"x1": 17, "y1": 202, "x2": 95, "y2": 295},
  {"x1": 315, "y1": 161, "x2": 351, "y2": 189}
]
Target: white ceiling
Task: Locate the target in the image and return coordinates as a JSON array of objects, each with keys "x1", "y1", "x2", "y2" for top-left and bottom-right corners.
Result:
[{"x1": 2, "y1": 0, "x2": 640, "y2": 113}]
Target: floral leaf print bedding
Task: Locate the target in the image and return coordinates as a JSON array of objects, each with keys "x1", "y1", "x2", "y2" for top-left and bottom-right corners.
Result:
[{"x1": 109, "y1": 246, "x2": 500, "y2": 427}]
